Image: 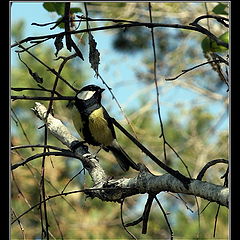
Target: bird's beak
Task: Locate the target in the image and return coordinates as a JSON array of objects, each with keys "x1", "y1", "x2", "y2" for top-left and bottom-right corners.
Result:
[{"x1": 100, "y1": 88, "x2": 105, "y2": 93}]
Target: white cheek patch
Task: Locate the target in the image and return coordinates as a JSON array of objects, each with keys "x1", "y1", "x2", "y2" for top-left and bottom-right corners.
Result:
[{"x1": 77, "y1": 90, "x2": 95, "y2": 100}]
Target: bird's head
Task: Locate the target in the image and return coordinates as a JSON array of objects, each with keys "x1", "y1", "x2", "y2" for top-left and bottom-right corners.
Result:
[{"x1": 76, "y1": 84, "x2": 105, "y2": 101}]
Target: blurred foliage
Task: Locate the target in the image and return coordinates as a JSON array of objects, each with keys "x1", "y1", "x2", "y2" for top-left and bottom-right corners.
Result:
[
  {"x1": 11, "y1": 19, "x2": 25, "y2": 40},
  {"x1": 113, "y1": 27, "x2": 150, "y2": 53},
  {"x1": 11, "y1": 2, "x2": 228, "y2": 239}
]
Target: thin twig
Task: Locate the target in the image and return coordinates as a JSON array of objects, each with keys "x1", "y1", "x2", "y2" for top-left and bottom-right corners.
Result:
[
  {"x1": 99, "y1": 73, "x2": 139, "y2": 139},
  {"x1": 39, "y1": 126, "x2": 50, "y2": 240},
  {"x1": 32, "y1": 20, "x2": 58, "y2": 27},
  {"x1": 49, "y1": 203, "x2": 64, "y2": 240},
  {"x1": 12, "y1": 188, "x2": 138, "y2": 225},
  {"x1": 11, "y1": 150, "x2": 78, "y2": 170},
  {"x1": 148, "y1": 3, "x2": 164, "y2": 139},
  {"x1": 15, "y1": 38, "x2": 49, "y2": 53},
  {"x1": 61, "y1": 168, "x2": 85, "y2": 193},
  {"x1": 154, "y1": 196, "x2": 173, "y2": 239},
  {"x1": 11, "y1": 87, "x2": 63, "y2": 97},
  {"x1": 112, "y1": 118, "x2": 191, "y2": 187},
  {"x1": 165, "y1": 141, "x2": 192, "y2": 178},
  {"x1": 213, "y1": 204, "x2": 221, "y2": 237},
  {"x1": 168, "y1": 192, "x2": 194, "y2": 213},
  {"x1": 11, "y1": 108, "x2": 34, "y2": 151},
  {"x1": 200, "y1": 201, "x2": 212, "y2": 214},
  {"x1": 11, "y1": 189, "x2": 88, "y2": 225},
  {"x1": 11, "y1": 95, "x2": 74, "y2": 101},
  {"x1": 120, "y1": 199, "x2": 137, "y2": 239},
  {"x1": 197, "y1": 159, "x2": 229, "y2": 180},
  {"x1": 189, "y1": 21, "x2": 228, "y2": 48},
  {"x1": 165, "y1": 60, "x2": 226, "y2": 81},
  {"x1": 221, "y1": 166, "x2": 229, "y2": 187},
  {"x1": 11, "y1": 209, "x2": 26, "y2": 239},
  {"x1": 34, "y1": 36, "x2": 80, "y2": 236},
  {"x1": 11, "y1": 18, "x2": 228, "y2": 49},
  {"x1": 11, "y1": 171, "x2": 32, "y2": 208},
  {"x1": 15, "y1": 43, "x2": 77, "y2": 92},
  {"x1": 11, "y1": 144, "x2": 67, "y2": 152},
  {"x1": 124, "y1": 217, "x2": 143, "y2": 227},
  {"x1": 26, "y1": 162, "x2": 77, "y2": 212},
  {"x1": 142, "y1": 194, "x2": 154, "y2": 234},
  {"x1": 190, "y1": 14, "x2": 229, "y2": 27},
  {"x1": 77, "y1": 15, "x2": 143, "y2": 24},
  {"x1": 148, "y1": 3, "x2": 169, "y2": 170}
]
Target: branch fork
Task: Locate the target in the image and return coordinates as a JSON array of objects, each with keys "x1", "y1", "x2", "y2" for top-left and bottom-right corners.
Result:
[{"x1": 31, "y1": 102, "x2": 229, "y2": 207}]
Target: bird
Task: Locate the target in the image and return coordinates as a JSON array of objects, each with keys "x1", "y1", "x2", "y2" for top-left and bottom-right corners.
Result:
[{"x1": 71, "y1": 84, "x2": 139, "y2": 171}]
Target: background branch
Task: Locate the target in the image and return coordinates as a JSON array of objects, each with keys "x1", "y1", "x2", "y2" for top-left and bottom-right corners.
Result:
[{"x1": 11, "y1": 16, "x2": 228, "y2": 49}]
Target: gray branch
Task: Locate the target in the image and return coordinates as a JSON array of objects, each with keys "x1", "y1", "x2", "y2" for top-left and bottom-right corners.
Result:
[{"x1": 32, "y1": 102, "x2": 229, "y2": 207}]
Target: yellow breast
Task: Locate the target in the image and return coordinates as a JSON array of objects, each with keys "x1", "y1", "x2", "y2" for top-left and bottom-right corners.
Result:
[
  {"x1": 88, "y1": 108, "x2": 114, "y2": 146},
  {"x1": 72, "y1": 105, "x2": 85, "y2": 140},
  {"x1": 72, "y1": 106, "x2": 114, "y2": 146}
]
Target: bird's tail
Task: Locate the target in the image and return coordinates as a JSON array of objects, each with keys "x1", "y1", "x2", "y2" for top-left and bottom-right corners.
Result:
[{"x1": 107, "y1": 140, "x2": 139, "y2": 171}]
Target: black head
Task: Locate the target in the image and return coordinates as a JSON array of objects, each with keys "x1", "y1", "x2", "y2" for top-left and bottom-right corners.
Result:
[
  {"x1": 76, "y1": 84, "x2": 105, "y2": 102},
  {"x1": 79, "y1": 85, "x2": 104, "y2": 92}
]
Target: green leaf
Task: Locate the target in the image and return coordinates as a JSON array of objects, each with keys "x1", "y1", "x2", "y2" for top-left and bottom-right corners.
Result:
[
  {"x1": 212, "y1": 3, "x2": 228, "y2": 15},
  {"x1": 54, "y1": 3, "x2": 65, "y2": 16},
  {"x1": 43, "y1": 3, "x2": 65, "y2": 16},
  {"x1": 43, "y1": 2, "x2": 56, "y2": 12},
  {"x1": 55, "y1": 17, "x2": 65, "y2": 29},
  {"x1": 201, "y1": 32, "x2": 229, "y2": 53},
  {"x1": 70, "y1": 8, "x2": 82, "y2": 14},
  {"x1": 219, "y1": 31, "x2": 229, "y2": 44}
]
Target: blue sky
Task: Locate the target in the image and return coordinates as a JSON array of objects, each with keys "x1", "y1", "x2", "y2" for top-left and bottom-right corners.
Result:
[
  {"x1": 11, "y1": 2, "x2": 145, "y2": 104},
  {"x1": 11, "y1": 2, "x2": 228, "y2": 133}
]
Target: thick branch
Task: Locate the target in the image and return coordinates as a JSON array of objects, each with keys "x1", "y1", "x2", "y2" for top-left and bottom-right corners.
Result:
[
  {"x1": 31, "y1": 102, "x2": 228, "y2": 207},
  {"x1": 94, "y1": 168, "x2": 229, "y2": 207},
  {"x1": 31, "y1": 102, "x2": 107, "y2": 184},
  {"x1": 112, "y1": 118, "x2": 191, "y2": 187}
]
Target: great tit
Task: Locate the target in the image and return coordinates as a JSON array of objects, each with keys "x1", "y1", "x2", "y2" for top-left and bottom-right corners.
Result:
[{"x1": 72, "y1": 84, "x2": 138, "y2": 171}]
